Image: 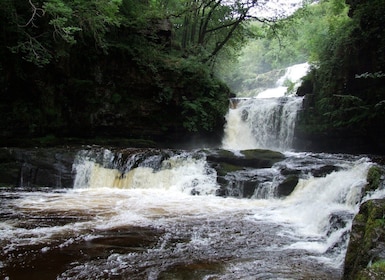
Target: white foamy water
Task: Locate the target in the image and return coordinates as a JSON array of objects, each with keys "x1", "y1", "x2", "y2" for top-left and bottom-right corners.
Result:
[
  {"x1": 222, "y1": 97, "x2": 303, "y2": 151},
  {"x1": 222, "y1": 63, "x2": 309, "y2": 152},
  {"x1": 0, "y1": 149, "x2": 379, "y2": 279},
  {"x1": 257, "y1": 62, "x2": 310, "y2": 99}
]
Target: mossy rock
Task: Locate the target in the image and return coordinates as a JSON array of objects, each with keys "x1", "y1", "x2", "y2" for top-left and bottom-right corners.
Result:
[
  {"x1": 355, "y1": 260, "x2": 385, "y2": 280},
  {"x1": 364, "y1": 165, "x2": 385, "y2": 195},
  {"x1": 206, "y1": 149, "x2": 285, "y2": 171},
  {"x1": 215, "y1": 162, "x2": 245, "y2": 177},
  {"x1": 343, "y1": 199, "x2": 385, "y2": 279}
]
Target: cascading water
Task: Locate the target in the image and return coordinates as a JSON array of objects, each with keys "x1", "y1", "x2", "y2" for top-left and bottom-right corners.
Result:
[
  {"x1": 222, "y1": 97, "x2": 303, "y2": 151},
  {"x1": 0, "y1": 147, "x2": 381, "y2": 279},
  {"x1": 0, "y1": 63, "x2": 384, "y2": 280},
  {"x1": 222, "y1": 63, "x2": 309, "y2": 151}
]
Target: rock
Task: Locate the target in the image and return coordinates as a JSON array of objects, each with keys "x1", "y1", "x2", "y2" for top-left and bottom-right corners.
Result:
[
  {"x1": 343, "y1": 166, "x2": 385, "y2": 279},
  {"x1": 0, "y1": 147, "x2": 78, "y2": 188},
  {"x1": 343, "y1": 199, "x2": 385, "y2": 280},
  {"x1": 204, "y1": 149, "x2": 285, "y2": 198},
  {"x1": 296, "y1": 79, "x2": 313, "y2": 96},
  {"x1": 311, "y1": 165, "x2": 341, "y2": 177},
  {"x1": 364, "y1": 165, "x2": 385, "y2": 195},
  {"x1": 206, "y1": 149, "x2": 285, "y2": 171},
  {"x1": 276, "y1": 175, "x2": 299, "y2": 197}
]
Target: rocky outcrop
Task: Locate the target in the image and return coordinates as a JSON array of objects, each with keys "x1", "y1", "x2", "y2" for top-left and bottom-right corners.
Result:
[
  {"x1": 343, "y1": 165, "x2": 385, "y2": 279},
  {"x1": 205, "y1": 149, "x2": 285, "y2": 171},
  {"x1": 0, "y1": 147, "x2": 78, "y2": 188},
  {"x1": 276, "y1": 175, "x2": 299, "y2": 197},
  {"x1": 205, "y1": 149, "x2": 287, "y2": 198},
  {"x1": 343, "y1": 199, "x2": 385, "y2": 280}
]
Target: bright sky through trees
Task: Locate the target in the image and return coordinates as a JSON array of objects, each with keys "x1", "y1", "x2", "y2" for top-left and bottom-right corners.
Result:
[{"x1": 250, "y1": 0, "x2": 306, "y2": 18}]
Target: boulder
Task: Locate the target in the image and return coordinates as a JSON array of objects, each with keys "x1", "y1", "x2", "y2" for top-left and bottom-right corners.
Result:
[
  {"x1": 276, "y1": 175, "x2": 299, "y2": 197},
  {"x1": 206, "y1": 149, "x2": 285, "y2": 171}
]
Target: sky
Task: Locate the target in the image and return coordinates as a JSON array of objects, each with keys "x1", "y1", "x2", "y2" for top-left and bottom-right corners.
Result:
[{"x1": 253, "y1": 0, "x2": 306, "y2": 19}]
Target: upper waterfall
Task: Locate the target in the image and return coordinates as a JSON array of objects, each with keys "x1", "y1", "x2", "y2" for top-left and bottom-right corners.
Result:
[
  {"x1": 222, "y1": 97, "x2": 303, "y2": 151},
  {"x1": 222, "y1": 63, "x2": 309, "y2": 151},
  {"x1": 256, "y1": 63, "x2": 310, "y2": 99}
]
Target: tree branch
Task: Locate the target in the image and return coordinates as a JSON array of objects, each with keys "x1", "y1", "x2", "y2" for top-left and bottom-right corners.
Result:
[{"x1": 19, "y1": 0, "x2": 45, "y2": 28}]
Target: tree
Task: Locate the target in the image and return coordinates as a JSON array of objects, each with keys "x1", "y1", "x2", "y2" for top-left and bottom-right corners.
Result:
[{"x1": 151, "y1": 0, "x2": 288, "y2": 65}]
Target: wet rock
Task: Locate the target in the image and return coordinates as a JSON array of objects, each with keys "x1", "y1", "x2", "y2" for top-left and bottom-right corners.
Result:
[
  {"x1": 205, "y1": 149, "x2": 284, "y2": 199},
  {"x1": 280, "y1": 167, "x2": 301, "y2": 176},
  {"x1": 206, "y1": 149, "x2": 284, "y2": 171},
  {"x1": 343, "y1": 199, "x2": 385, "y2": 280},
  {"x1": 364, "y1": 165, "x2": 385, "y2": 196},
  {"x1": 0, "y1": 149, "x2": 20, "y2": 187},
  {"x1": 217, "y1": 180, "x2": 259, "y2": 198},
  {"x1": 311, "y1": 165, "x2": 341, "y2": 177},
  {"x1": 276, "y1": 175, "x2": 299, "y2": 197},
  {"x1": 0, "y1": 147, "x2": 78, "y2": 188},
  {"x1": 327, "y1": 212, "x2": 353, "y2": 236}
]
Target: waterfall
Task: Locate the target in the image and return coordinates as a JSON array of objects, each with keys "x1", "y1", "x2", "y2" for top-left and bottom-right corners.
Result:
[
  {"x1": 222, "y1": 96, "x2": 303, "y2": 151},
  {"x1": 256, "y1": 62, "x2": 310, "y2": 98},
  {"x1": 2, "y1": 61, "x2": 384, "y2": 280},
  {"x1": 222, "y1": 63, "x2": 309, "y2": 151},
  {"x1": 2, "y1": 148, "x2": 376, "y2": 279},
  {"x1": 73, "y1": 149, "x2": 219, "y2": 195}
]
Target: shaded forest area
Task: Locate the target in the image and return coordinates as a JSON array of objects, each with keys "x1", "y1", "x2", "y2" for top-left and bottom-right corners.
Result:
[
  {"x1": 1, "y1": 0, "x2": 385, "y2": 153},
  {"x1": 295, "y1": 0, "x2": 385, "y2": 154},
  {"x1": 1, "y1": 0, "x2": 254, "y2": 146}
]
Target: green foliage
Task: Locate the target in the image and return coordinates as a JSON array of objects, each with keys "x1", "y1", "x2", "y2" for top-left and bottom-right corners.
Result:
[
  {"x1": 9, "y1": 37, "x2": 53, "y2": 67},
  {"x1": 152, "y1": 54, "x2": 229, "y2": 132},
  {"x1": 316, "y1": 95, "x2": 369, "y2": 128},
  {"x1": 221, "y1": 0, "x2": 352, "y2": 92},
  {"x1": 0, "y1": 0, "x2": 278, "y2": 140},
  {"x1": 43, "y1": 0, "x2": 80, "y2": 45},
  {"x1": 371, "y1": 259, "x2": 385, "y2": 271},
  {"x1": 297, "y1": 0, "x2": 385, "y2": 137}
]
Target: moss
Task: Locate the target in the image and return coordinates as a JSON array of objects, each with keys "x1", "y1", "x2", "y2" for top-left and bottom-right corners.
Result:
[
  {"x1": 366, "y1": 166, "x2": 384, "y2": 193},
  {"x1": 215, "y1": 162, "x2": 244, "y2": 176},
  {"x1": 362, "y1": 200, "x2": 385, "y2": 251},
  {"x1": 344, "y1": 199, "x2": 385, "y2": 279},
  {"x1": 356, "y1": 260, "x2": 385, "y2": 280},
  {"x1": 371, "y1": 259, "x2": 385, "y2": 271},
  {"x1": 241, "y1": 149, "x2": 284, "y2": 161}
]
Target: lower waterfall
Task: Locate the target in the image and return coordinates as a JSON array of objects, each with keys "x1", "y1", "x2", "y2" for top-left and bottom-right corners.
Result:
[{"x1": 1, "y1": 147, "x2": 381, "y2": 279}]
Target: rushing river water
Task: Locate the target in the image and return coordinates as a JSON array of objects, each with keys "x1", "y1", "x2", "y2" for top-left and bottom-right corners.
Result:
[
  {"x1": 0, "y1": 150, "x2": 379, "y2": 280},
  {"x1": 1, "y1": 64, "x2": 384, "y2": 280}
]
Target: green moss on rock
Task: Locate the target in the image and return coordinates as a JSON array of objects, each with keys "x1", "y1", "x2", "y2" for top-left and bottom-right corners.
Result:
[
  {"x1": 365, "y1": 166, "x2": 384, "y2": 194},
  {"x1": 343, "y1": 199, "x2": 385, "y2": 279}
]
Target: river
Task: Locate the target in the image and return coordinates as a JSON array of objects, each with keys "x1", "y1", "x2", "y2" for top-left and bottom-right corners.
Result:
[{"x1": 0, "y1": 64, "x2": 384, "y2": 280}]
